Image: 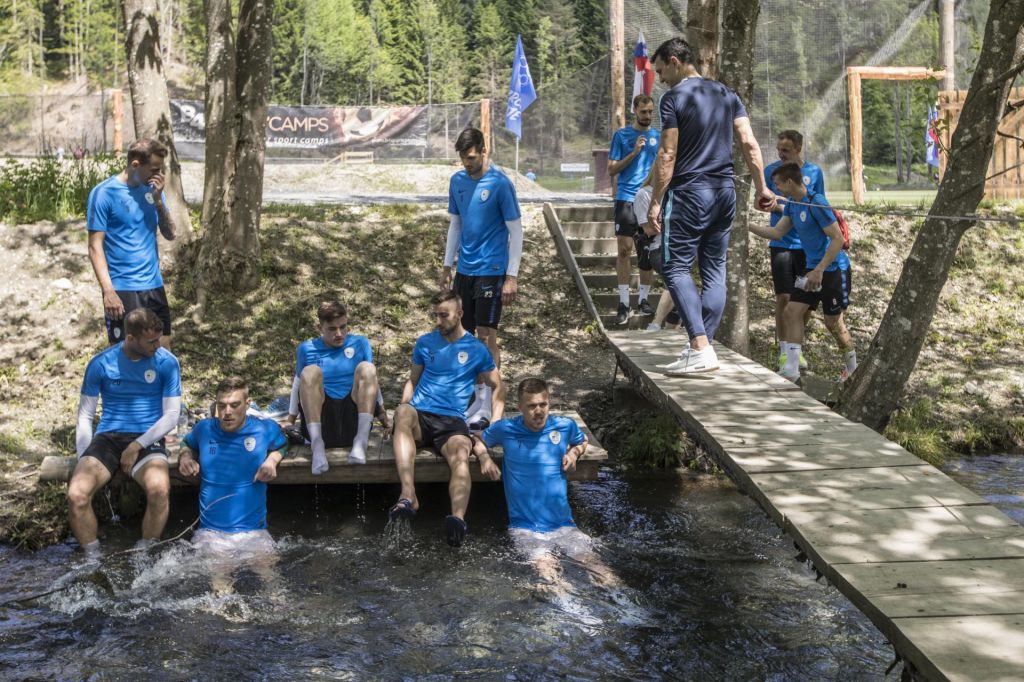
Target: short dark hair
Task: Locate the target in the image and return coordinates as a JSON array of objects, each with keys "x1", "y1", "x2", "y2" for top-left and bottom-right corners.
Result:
[
  {"x1": 632, "y1": 94, "x2": 654, "y2": 109},
  {"x1": 126, "y1": 138, "x2": 168, "y2": 166},
  {"x1": 455, "y1": 128, "x2": 485, "y2": 155},
  {"x1": 431, "y1": 290, "x2": 462, "y2": 309},
  {"x1": 652, "y1": 37, "x2": 694, "y2": 66},
  {"x1": 317, "y1": 300, "x2": 348, "y2": 323},
  {"x1": 124, "y1": 308, "x2": 163, "y2": 338},
  {"x1": 215, "y1": 375, "x2": 249, "y2": 396},
  {"x1": 777, "y1": 130, "x2": 804, "y2": 148},
  {"x1": 771, "y1": 162, "x2": 803, "y2": 185},
  {"x1": 518, "y1": 377, "x2": 549, "y2": 397}
]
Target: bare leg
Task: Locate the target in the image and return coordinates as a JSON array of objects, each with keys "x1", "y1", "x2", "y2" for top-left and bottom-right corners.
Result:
[
  {"x1": 533, "y1": 552, "x2": 573, "y2": 597},
  {"x1": 473, "y1": 326, "x2": 505, "y2": 421},
  {"x1": 615, "y1": 236, "x2": 634, "y2": 290},
  {"x1": 774, "y1": 294, "x2": 789, "y2": 345},
  {"x1": 134, "y1": 459, "x2": 170, "y2": 541},
  {"x1": 639, "y1": 268, "x2": 654, "y2": 287},
  {"x1": 299, "y1": 365, "x2": 328, "y2": 473},
  {"x1": 823, "y1": 312, "x2": 854, "y2": 351},
  {"x1": 392, "y1": 404, "x2": 421, "y2": 510},
  {"x1": 441, "y1": 435, "x2": 472, "y2": 519},
  {"x1": 67, "y1": 457, "x2": 111, "y2": 546},
  {"x1": 351, "y1": 361, "x2": 378, "y2": 412},
  {"x1": 652, "y1": 290, "x2": 675, "y2": 328}
]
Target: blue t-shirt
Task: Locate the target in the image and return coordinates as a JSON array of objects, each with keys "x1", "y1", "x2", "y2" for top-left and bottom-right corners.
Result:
[
  {"x1": 183, "y1": 416, "x2": 288, "y2": 533},
  {"x1": 410, "y1": 330, "x2": 496, "y2": 419},
  {"x1": 781, "y1": 193, "x2": 850, "y2": 272},
  {"x1": 86, "y1": 175, "x2": 166, "y2": 290},
  {"x1": 659, "y1": 78, "x2": 747, "y2": 189},
  {"x1": 609, "y1": 126, "x2": 661, "y2": 201},
  {"x1": 294, "y1": 335, "x2": 373, "y2": 400},
  {"x1": 81, "y1": 343, "x2": 182, "y2": 434},
  {"x1": 447, "y1": 166, "x2": 521, "y2": 276},
  {"x1": 765, "y1": 160, "x2": 825, "y2": 249},
  {"x1": 482, "y1": 415, "x2": 586, "y2": 532}
]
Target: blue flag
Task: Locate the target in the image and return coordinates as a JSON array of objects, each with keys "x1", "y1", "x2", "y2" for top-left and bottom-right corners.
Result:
[
  {"x1": 505, "y1": 35, "x2": 537, "y2": 139},
  {"x1": 925, "y1": 105, "x2": 941, "y2": 168}
]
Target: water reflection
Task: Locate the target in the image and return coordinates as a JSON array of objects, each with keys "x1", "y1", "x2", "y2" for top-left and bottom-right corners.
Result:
[
  {"x1": 0, "y1": 472, "x2": 895, "y2": 679},
  {"x1": 944, "y1": 454, "x2": 1024, "y2": 525}
]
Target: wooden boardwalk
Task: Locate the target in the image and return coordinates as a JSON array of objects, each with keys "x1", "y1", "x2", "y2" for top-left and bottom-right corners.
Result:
[{"x1": 39, "y1": 411, "x2": 606, "y2": 486}]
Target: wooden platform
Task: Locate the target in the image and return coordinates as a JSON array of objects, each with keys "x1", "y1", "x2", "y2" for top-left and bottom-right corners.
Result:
[
  {"x1": 38, "y1": 411, "x2": 606, "y2": 486},
  {"x1": 607, "y1": 330, "x2": 1024, "y2": 682}
]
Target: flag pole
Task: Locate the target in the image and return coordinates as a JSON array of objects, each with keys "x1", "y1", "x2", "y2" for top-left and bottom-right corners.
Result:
[{"x1": 515, "y1": 137, "x2": 519, "y2": 191}]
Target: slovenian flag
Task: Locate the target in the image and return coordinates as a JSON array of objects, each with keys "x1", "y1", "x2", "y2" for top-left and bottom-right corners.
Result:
[
  {"x1": 632, "y1": 31, "x2": 654, "y2": 102},
  {"x1": 925, "y1": 105, "x2": 941, "y2": 168}
]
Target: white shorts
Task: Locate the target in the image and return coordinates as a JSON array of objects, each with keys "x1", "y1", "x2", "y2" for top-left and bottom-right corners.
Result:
[
  {"x1": 510, "y1": 526, "x2": 594, "y2": 561},
  {"x1": 192, "y1": 528, "x2": 275, "y2": 557}
]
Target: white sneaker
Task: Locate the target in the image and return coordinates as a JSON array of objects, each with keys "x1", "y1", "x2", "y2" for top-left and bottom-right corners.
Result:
[
  {"x1": 644, "y1": 323, "x2": 662, "y2": 332},
  {"x1": 665, "y1": 346, "x2": 719, "y2": 375},
  {"x1": 661, "y1": 348, "x2": 693, "y2": 372},
  {"x1": 778, "y1": 367, "x2": 801, "y2": 383}
]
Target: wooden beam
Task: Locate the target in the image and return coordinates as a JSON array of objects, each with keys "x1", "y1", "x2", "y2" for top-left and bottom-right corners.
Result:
[
  {"x1": 847, "y1": 68, "x2": 865, "y2": 204},
  {"x1": 480, "y1": 98, "x2": 491, "y2": 157},
  {"x1": 111, "y1": 89, "x2": 123, "y2": 155},
  {"x1": 848, "y1": 66, "x2": 946, "y2": 81},
  {"x1": 609, "y1": 0, "x2": 625, "y2": 132}
]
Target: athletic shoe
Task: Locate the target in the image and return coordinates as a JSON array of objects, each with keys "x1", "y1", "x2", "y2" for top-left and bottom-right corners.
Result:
[
  {"x1": 779, "y1": 352, "x2": 809, "y2": 371},
  {"x1": 468, "y1": 416, "x2": 490, "y2": 433},
  {"x1": 644, "y1": 323, "x2": 662, "y2": 332},
  {"x1": 614, "y1": 303, "x2": 630, "y2": 325},
  {"x1": 444, "y1": 515, "x2": 467, "y2": 547},
  {"x1": 778, "y1": 367, "x2": 801, "y2": 383},
  {"x1": 637, "y1": 298, "x2": 654, "y2": 316},
  {"x1": 661, "y1": 348, "x2": 693, "y2": 372},
  {"x1": 665, "y1": 346, "x2": 719, "y2": 375}
]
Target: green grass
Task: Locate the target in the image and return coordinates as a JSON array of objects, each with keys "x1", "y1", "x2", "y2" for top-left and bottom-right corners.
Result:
[{"x1": 0, "y1": 154, "x2": 123, "y2": 223}]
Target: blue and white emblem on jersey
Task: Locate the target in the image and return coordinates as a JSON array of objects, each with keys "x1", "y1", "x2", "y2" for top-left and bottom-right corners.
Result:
[
  {"x1": 244, "y1": 437, "x2": 256, "y2": 452},
  {"x1": 649, "y1": 136, "x2": 657, "y2": 146},
  {"x1": 480, "y1": 189, "x2": 490, "y2": 202},
  {"x1": 803, "y1": 175, "x2": 812, "y2": 186},
  {"x1": 344, "y1": 347, "x2": 355, "y2": 359},
  {"x1": 800, "y1": 211, "x2": 807, "y2": 222},
  {"x1": 457, "y1": 351, "x2": 469, "y2": 364},
  {"x1": 144, "y1": 369, "x2": 156, "y2": 383},
  {"x1": 113, "y1": 327, "x2": 122, "y2": 339},
  {"x1": 549, "y1": 431, "x2": 561, "y2": 445},
  {"x1": 145, "y1": 192, "x2": 155, "y2": 205}
]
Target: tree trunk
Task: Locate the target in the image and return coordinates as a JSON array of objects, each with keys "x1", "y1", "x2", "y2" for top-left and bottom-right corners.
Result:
[
  {"x1": 686, "y1": 0, "x2": 719, "y2": 79},
  {"x1": 121, "y1": 0, "x2": 192, "y2": 240},
  {"x1": 837, "y1": 2, "x2": 1024, "y2": 431},
  {"x1": 893, "y1": 84, "x2": 903, "y2": 183},
  {"x1": 716, "y1": 0, "x2": 760, "y2": 355}
]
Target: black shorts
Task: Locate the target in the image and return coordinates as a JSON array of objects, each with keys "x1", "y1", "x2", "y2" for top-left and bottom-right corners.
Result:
[
  {"x1": 106, "y1": 286, "x2": 172, "y2": 344},
  {"x1": 416, "y1": 411, "x2": 470, "y2": 455},
  {"x1": 614, "y1": 200, "x2": 639, "y2": 237},
  {"x1": 454, "y1": 273, "x2": 503, "y2": 334},
  {"x1": 300, "y1": 394, "x2": 358, "y2": 448},
  {"x1": 770, "y1": 247, "x2": 807, "y2": 296},
  {"x1": 790, "y1": 267, "x2": 852, "y2": 316},
  {"x1": 81, "y1": 432, "x2": 168, "y2": 477}
]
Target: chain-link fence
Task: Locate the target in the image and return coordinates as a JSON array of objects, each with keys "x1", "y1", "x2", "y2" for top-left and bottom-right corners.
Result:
[{"x1": 0, "y1": 90, "x2": 132, "y2": 156}]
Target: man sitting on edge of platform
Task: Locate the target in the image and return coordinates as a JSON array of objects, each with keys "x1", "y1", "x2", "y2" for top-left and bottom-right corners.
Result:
[
  {"x1": 286, "y1": 300, "x2": 389, "y2": 475},
  {"x1": 388, "y1": 290, "x2": 504, "y2": 547},
  {"x1": 472, "y1": 377, "x2": 619, "y2": 590},
  {"x1": 68, "y1": 308, "x2": 181, "y2": 557},
  {"x1": 179, "y1": 376, "x2": 287, "y2": 554}
]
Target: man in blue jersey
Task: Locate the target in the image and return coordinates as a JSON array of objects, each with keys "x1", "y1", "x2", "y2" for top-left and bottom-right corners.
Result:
[
  {"x1": 286, "y1": 301, "x2": 388, "y2": 475},
  {"x1": 646, "y1": 37, "x2": 775, "y2": 375},
  {"x1": 750, "y1": 163, "x2": 856, "y2": 382},
  {"x1": 439, "y1": 127, "x2": 522, "y2": 430},
  {"x1": 763, "y1": 130, "x2": 824, "y2": 370},
  {"x1": 608, "y1": 95, "x2": 660, "y2": 324},
  {"x1": 87, "y1": 138, "x2": 180, "y2": 348},
  {"x1": 389, "y1": 291, "x2": 504, "y2": 547},
  {"x1": 178, "y1": 376, "x2": 287, "y2": 553},
  {"x1": 473, "y1": 377, "x2": 618, "y2": 589},
  {"x1": 68, "y1": 308, "x2": 182, "y2": 556}
]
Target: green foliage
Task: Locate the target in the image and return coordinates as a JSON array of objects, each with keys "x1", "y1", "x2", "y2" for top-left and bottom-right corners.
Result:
[
  {"x1": 0, "y1": 153, "x2": 121, "y2": 222},
  {"x1": 620, "y1": 413, "x2": 692, "y2": 470},
  {"x1": 884, "y1": 398, "x2": 951, "y2": 466}
]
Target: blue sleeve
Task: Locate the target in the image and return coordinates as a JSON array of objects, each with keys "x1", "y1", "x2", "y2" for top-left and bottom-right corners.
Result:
[
  {"x1": 266, "y1": 421, "x2": 288, "y2": 453},
  {"x1": 732, "y1": 90, "x2": 748, "y2": 119},
  {"x1": 81, "y1": 356, "x2": 102, "y2": 396},
  {"x1": 160, "y1": 355, "x2": 182, "y2": 398},
  {"x1": 811, "y1": 167, "x2": 825, "y2": 194},
  {"x1": 481, "y1": 420, "x2": 506, "y2": 448},
  {"x1": 810, "y1": 195, "x2": 835, "y2": 230},
  {"x1": 86, "y1": 185, "x2": 109, "y2": 233},
  {"x1": 567, "y1": 419, "x2": 586, "y2": 446},
  {"x1": 764, "y1": 166, "x2": 775, "y2": 193},
  {"x1": 293, "y1": 343, "x2": 306, "y2": 378},
  {"x1": 609, "y1": 130, "x2": 625, "y2": 161},
  {"x1": 499, "y1": 177, "x2": 521, "y2": 222},
  {"x1": 182, "y1": 420, "x2": 204, "y2": 452},
  {"x1": 447, "y1": 176, "x2": 459, "y2": 215},
  {"x1": 476, "y1": 345, "x2": 496, "y2": 374},
  {"x1": 412, "y1": 337, "x2": 427, "y2": 367},
  {"x1": 361, "y1": 337, "x2": 374, "y2": 365},
  {"x1": 659, "y1": 93, "x2": 677, "y2": 130}
]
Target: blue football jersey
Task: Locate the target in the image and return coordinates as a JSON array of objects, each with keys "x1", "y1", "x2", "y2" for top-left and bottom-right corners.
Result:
[{"x1": 81, "y1": 343, "x2": 181, "y2": 434}]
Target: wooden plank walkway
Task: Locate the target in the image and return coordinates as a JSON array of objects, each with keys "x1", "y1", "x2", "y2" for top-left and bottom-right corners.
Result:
[
  {"x1": 607, "y1": 330, "x2": 1024, "y2": 682},
  {"x1": 38, "y1": 411, "x2": 606, "y2": 486}
]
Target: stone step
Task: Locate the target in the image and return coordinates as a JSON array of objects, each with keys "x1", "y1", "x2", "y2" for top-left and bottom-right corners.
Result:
[
  {"x1": 561, "y1": 221, "x2": 616, "y2": 239},
  {"x1": 568, "y1": 237, "x2": 618, "y2": 255},
  {"x1": 555, "y1": 205, "x2": 614, "y2": 223}
]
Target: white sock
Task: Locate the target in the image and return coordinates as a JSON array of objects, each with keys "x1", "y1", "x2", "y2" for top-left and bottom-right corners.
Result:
[
  {"x1": 308, "y1": 422, "x2": 328, "y2": 475},
  {"x1": 638, "y1": 284, "x2": 651, "y2": 301},
  {"x1": 785, "y1": 343, "x2": 801, "y2": 374},
  {"x1": 618, "y1": 284, "x2": 630, "y2": 306},
  {"x1": 83, "y1": 539, "x2": 101, "y2": 557},
  {"x1": 779, "y1": 341, "x2": 790, "y2": 359},
  {"x1": 468, "y1": 383, "x2": 493, "y2": 422},
  {"x1": 349, "y1": 413, "x2": 372, "y2": 464},
  {"x1": 845, "y1": 349, "x2": 858, "y2": 372}
]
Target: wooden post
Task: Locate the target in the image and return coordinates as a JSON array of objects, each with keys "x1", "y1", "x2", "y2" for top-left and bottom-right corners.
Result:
[
  {"x1": 112, "y1": 89, "x2": 124, "y2": 155},
  {"x1": 480, "y1": 98, "x2": 491, "y2": 158},
  {"x1": 847, "y1": 68, "x2": 864, "y2": 204},
  {"x1": 609, "y1": 0, "x2": 625, "y2": 131},
  {"x1": 940, "y1": 0, "x2": 955, "y2": 91}
]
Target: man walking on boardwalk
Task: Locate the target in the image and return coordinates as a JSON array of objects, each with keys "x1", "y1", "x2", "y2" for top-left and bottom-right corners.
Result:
[
  {"x1": 439, "y1": 127, "x2": 522, "y2": 430},
  {"x1": 646, "y1": 37, "x2": 774, "y2": 375},
  {"x1": 388, "y1": 291, "x2": 504, "y2": 547}
]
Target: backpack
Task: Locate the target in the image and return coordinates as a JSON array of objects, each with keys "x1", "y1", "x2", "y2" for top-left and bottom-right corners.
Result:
[{"x1": 806, "y1": 192, "x2": 850, "y2": 250}]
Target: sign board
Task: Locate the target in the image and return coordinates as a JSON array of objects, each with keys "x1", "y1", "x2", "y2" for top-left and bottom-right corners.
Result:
[{"x1": 560, "y1": 163, "x2": 590, "y2": 173}]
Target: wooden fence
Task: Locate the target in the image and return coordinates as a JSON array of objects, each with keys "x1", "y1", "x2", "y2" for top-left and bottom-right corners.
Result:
[{"x1": 938, "y1": 87, "x2": 1024, "y2": 200}]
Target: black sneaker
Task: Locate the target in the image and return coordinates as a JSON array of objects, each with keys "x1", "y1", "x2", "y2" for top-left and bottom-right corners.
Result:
[
  {"x1": 614, "y1": 303, "x2": 630, "y2": 325},
  {"x1": 637, "y1": 298, "x2": 654, "y2": 316}
]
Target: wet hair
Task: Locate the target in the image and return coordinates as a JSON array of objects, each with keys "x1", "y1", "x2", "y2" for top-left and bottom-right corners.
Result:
[
  {"x1": 123, "y1": 308, "x2": 163, "y2": 338},
  {"x1": 317, "y1": 300, "x2": 348, "y2": 323},
  {"x1": 431, "y1": 290, "x2": 462, "y2": 309},
  {"x1": 518, "y1": 377, "x2": 549, "y2": 397},
  {"x1": 215, "y1": 375, "x2": 249, "y2": 396},
  {"x1": 777, "y1": 130, "x2": 804, "y2": 149},
  {"x1": 771, "y1": 162, "x2": 804, "y2": 185},
  {"x1": 455, "y1": 128, "x2": 485, "y2": 155},
  {"x1": 632, "y1": 94, "x2": 654, "y2": 109},
  {"x1": 652, "y1": 37, "x2": 695, "y2": 66},
  {"x1": 126, "y1": 138, "x2": 168, "y2": 166}
]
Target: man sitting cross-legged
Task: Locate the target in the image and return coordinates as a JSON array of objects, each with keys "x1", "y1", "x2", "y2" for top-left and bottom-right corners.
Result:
[
  {"x1": 68, "y1": 308, "x2": 181, "y2": 557},
  {"x1": 388, "y1": 291, "x2": 503, "y2": 547},
  {"x1": 287, "y1": 301, "x2": 389, "y2": 475}
]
